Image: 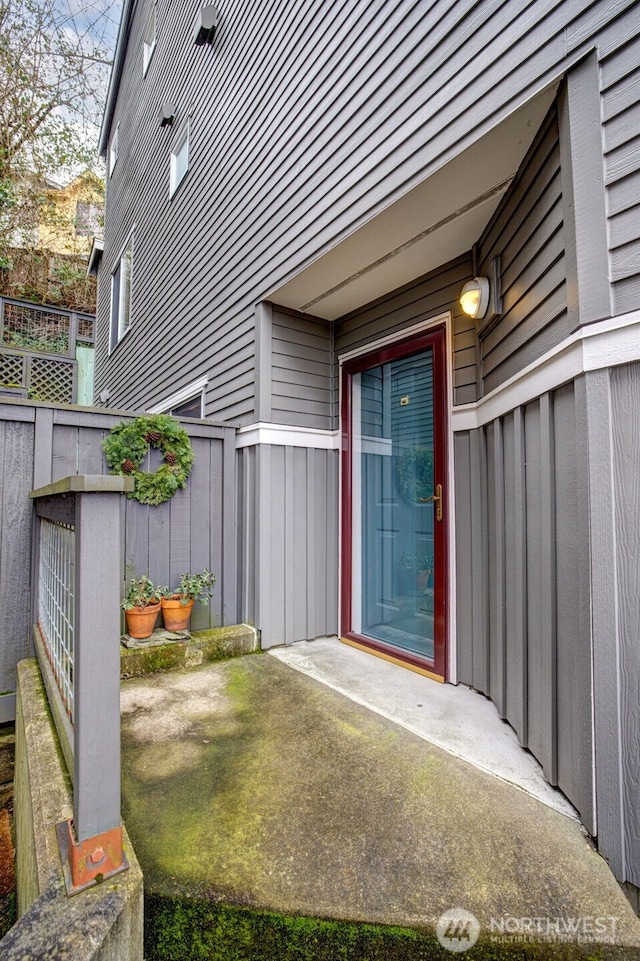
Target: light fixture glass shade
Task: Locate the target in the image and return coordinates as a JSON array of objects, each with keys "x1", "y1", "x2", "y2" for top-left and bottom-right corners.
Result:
[{"x1": 460, "y1": 277, "x2": 490, "y2": 319}]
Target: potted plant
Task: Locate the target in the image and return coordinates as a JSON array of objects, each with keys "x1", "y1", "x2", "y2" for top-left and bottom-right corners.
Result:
[
  {"x1": 122, "y1": 575, "x2": 161, "y2": 639},
  {"x1": 399, "y1": 551, "x2": 434, "y2": 593},
  {"x1": 159, "y1": 568, "x2": 216, "y2": 632},
  {"x1": 415, "y1": 553, "x2": 434, "y2": 593}
]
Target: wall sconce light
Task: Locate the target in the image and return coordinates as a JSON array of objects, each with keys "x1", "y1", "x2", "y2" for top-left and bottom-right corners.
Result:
[
  {"x1": 159, "y1": 104, "x2": 175, "y2": 127},
  {"x1": 460, "y1": 276, "x2": 490, "y2": 320},
  {"x1": 194, "y1": 5, "x2": 217, "y2": 45},
  {"x1": 459, "y1": 257, "x2": 502, "y2": 334}
]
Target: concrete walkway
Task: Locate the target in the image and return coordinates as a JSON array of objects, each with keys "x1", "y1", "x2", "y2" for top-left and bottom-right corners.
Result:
[
  {"x1": 120, "y1": 644, "x2": 640, "y2": 956},
  {"x1": 270, "y1": 637, "x2": 576, "y2": 817}
]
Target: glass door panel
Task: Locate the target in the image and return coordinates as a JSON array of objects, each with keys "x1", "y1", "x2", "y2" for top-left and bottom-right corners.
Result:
[{"x1": 342, "y1": 328, "x2": 446, "y2": 676}]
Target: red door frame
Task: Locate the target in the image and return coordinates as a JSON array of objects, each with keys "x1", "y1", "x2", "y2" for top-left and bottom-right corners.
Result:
[{"x1": 340, "y1": 325, "x2": 449, "y2": 680}]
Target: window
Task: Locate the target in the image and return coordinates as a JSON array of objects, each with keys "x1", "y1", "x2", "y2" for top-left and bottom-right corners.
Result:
[
  {"x1": 110, "y1": 234, "x2": 133, "y2": 350},
  {"x1": 143, "y1": 4, "x2": 156, "y2": 74},
  {"x1": 109, "y1": 123, "x2": 119, "y2": 176},
  {"x1": 148, "y1": 376, "x2": 207, "y2": 417},
  {"x1": 75, "y1": 202, "x2": 104, "y2": 238},
  {"x1": 170, "y1": 395, "x2": 203, "y2": 418},
  {"x1": 170, "y1": 122, "x2": 189, "y2": 196}
]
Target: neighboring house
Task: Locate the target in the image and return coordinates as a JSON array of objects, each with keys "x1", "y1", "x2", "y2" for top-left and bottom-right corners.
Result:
[
  {"x1": 95, "y1": 1, "x2": 640, "y2": 899},
  {"x1": 38, "y1": 170, "x2": 105, "y2": 257}
]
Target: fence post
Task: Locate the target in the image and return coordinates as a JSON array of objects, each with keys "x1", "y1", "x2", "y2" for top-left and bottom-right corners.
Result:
[{"x1": 30, "y1": 474, "x2": 134, "y2": 895}]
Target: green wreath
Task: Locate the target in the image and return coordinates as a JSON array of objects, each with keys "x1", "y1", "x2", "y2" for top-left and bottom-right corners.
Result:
[{"x1": 102, "y1": 413, "x2": 195, "y2": 506}]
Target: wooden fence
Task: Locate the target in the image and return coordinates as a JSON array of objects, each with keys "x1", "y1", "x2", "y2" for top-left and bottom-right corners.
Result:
[{"x1": 0, "y1": 399, "x2": 238, "y2": 720}]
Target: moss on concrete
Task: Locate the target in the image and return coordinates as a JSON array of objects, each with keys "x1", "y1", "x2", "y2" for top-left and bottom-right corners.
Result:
[
  {"x1": 120, "y1": 656, "x2": 640, "y2": 958},
  {"x1": 120, "y1": 624, "x2": 258, "y2": 678},
  {"x1": 144, "y1": 894, "x2": 635, "y2": 961}
]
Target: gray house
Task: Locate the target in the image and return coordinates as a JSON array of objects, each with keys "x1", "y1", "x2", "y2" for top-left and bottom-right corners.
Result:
[{"x1": 95, "y1": 0, "x2": 640, "y2": 901}]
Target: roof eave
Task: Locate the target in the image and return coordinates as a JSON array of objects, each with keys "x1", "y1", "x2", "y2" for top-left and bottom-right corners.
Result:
[{"x1": 98, "y1": 0, "x2": 136, "y2": 157}]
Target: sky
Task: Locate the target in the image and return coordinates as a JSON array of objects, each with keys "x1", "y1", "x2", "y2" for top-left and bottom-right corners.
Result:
[{"x1": 50, "y1": 0, "x2": 124, "y2": 179}]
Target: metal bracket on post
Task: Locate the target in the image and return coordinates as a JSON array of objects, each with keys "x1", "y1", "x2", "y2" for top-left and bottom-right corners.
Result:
[{"x1": 56, "y1": 819, "x2": 129, "y2": 897}]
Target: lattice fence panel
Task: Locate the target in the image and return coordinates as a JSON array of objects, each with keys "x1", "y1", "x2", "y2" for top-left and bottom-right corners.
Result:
[
  {"x1": 77, "y1": 316, "x2": 95, "y2": 341},
  {"x1": 0, "y1": 351, "x2": 25, "y2": 387},
  {"x1": 3, "y1": 302, "x2": 69, "y2": 354},
  {"x1": 30, "y1": 356, "x2": 74, "y2": 403}
]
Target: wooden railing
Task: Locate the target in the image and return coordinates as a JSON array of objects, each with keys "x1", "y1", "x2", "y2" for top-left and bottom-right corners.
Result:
[{"x1": 30, "y1": 475, "x2": 134, "y2": 895}]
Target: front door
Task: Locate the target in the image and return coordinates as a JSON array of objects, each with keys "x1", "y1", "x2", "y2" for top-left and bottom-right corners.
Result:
[{"x1": 341, "y1": 326, "x2": 448, "y2": 679}]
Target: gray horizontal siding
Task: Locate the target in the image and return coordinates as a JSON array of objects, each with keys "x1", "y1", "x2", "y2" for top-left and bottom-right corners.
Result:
[
  {"x1": 96, "y1": 0, "x2": 640, "y2": 420},
  {"x1": 477, "y1": 100, "x2": 569, "y2": 395},
  {"x1": 455, "y1": 380, "x2": 594, "y2": 834},
  {"x1": 271, "y1": 307, "x2": 333, "y2": 430},
  {"x1": 239, "y1": 443, "x2": 338, "y2": 646},
  {"x1": 335, "y1": 255, "x2": 476, "y2": 408},
  {"x1": 601, "y1": 32, "x2": 640, "y2": 314}
]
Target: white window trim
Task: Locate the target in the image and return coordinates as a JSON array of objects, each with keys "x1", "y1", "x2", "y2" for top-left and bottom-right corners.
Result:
[
  {"x1": 109, "y1": 122, "x2": 119, "y2": 177},
  {"x1": 170, "y1": 120, "x2": 190, "y2": 197},
  {"x1": 143, "y1": 3, "x2": 156, "y2": 75},
  {"x1": 148, "y1": 375, "x2": 208, "y2": 415},
  {"x1": 109, "y1": 230, "x2": 134, "y2": 353}
]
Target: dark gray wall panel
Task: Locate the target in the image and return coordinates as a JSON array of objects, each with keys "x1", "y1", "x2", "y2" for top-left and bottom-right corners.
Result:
[
  {"x1": 453, "y1": 432, "x2": 474, "y2": 686},
  {"x1": 523, "y1": 399, "x2": 545, "y2": 768},
  {"x1": 553, "y1": 380, "x2": 594, "y2": 833},
  {"x1": 247, "y1": 443, "x2": 338, "y2": 648},
  {"x1": 610, "y1": 362, "x2": 640, "y2": 886},
  {"x1": 477, "y1": 102, "x2": 568, "y2": 395},
  {"x1": 237, "y1": 444, "x2": 258, "y2": 627},
  {"x1": 0, "y1": 412, "x2": 35, "y2": 694},
  {"x1": 601, "y1": 33, "x2": 640, "y2": 314},
  {"x1": 271, "y1": 305, "x2": 333, "y2": 430},
  {"x1": 502, "y1": 409, "x2": 528, "y2": 745},
  {"x1": 455, "y1": 381, "x2": 594, "y2": 828}
]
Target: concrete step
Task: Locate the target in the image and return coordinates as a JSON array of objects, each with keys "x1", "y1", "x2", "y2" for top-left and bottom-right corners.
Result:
[{"x1": 120, "y1": 654, "x2": 640, "y2": 960}]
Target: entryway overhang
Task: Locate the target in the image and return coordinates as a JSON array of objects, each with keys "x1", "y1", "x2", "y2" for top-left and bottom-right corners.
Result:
[{"x1": 267, "y1": 86, "x2": 558, "y2": 320}]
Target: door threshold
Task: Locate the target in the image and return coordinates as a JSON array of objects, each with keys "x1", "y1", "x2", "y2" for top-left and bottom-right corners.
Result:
[{"x1": 340, "y1": 636, "x2": 444, "y2": 683}]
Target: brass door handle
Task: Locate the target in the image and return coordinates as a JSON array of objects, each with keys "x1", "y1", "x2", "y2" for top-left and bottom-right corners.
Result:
[{"x1": 420, "y1": 483, "x2": 443, "y2": 522}]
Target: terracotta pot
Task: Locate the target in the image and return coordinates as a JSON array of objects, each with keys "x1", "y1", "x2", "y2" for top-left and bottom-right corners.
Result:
[
  {"x1": 124, "y1": 601, "x2": 161, "y2": 639},
  {"x1": 161, "y1": 595, "x2": 195, "y2": 632}
]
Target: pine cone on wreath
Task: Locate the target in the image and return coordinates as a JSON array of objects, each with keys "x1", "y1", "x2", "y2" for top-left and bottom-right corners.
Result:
[
  {"x1": 145, "y1": 430, "x2": 162, "y2": 444},
  {"x1": 121, "y1": 458, "x2": 135, "y2": 474},
  {"x1": 164, "y1": 451, "x2": 177, "y2": 466}
]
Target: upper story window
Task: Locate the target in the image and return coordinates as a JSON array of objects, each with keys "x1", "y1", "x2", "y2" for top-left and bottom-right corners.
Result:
[
  {"x1": 75, "y1": 202, "x2": 104, "y2": 238},
  {"x1": 110, "y1": 232, "x2": 134, "y2": 351},
  {"x1": 109, "y1": 123, "x2": 119, "y2": 177},
  {"x1": 170, "y1": 121, "x2": 189, "y2": 197},
  {"x1": 143, "y1": 4, "x2": 156, "y2": 74}
]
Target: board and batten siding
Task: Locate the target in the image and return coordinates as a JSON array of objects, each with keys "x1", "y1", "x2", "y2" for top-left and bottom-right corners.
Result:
[
  {"x1": 455, "y1": 380, "x2": 594, "y2": 834},
  {"x1": 334, "y1": 255, "x2": 477, "y2": 407},
  {"x1": 97, "y1": 0, "x2": 640, "y2": 420},
  {"x1": 238, "y1": 443, "x2": 338, "y2": 647},
  {"x1": 608, "y1": 362, "x2": 640, "y2": 887},
  {"x1": 0, "y1": 406, "x2": 36, "y2": 710}
]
